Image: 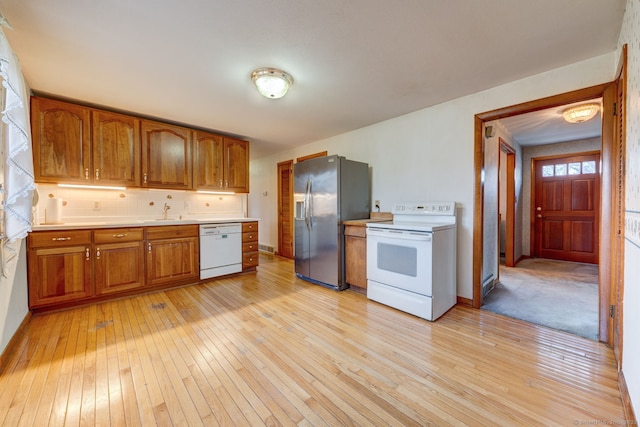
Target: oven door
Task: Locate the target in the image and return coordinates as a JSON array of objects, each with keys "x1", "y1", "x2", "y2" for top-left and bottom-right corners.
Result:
[{"x1": 366, "y1": 227, "x2": 433, "y2": 296}]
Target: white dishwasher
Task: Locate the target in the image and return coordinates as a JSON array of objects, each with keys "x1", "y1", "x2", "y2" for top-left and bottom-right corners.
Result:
[{"x1": 199, "y1": 223, "x2": 242, "y2": 279}]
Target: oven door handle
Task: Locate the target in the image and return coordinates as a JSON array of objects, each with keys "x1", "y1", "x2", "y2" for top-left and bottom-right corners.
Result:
[{"x1": 367, "y1": 228, "x2": 432, "y2": 241}]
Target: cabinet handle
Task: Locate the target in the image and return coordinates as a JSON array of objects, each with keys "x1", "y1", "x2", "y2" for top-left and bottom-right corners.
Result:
[
  {"x1": 85, "y1": 168, "x2": 90, "y2": 180},
  {"x1": 85, "y1": 247, "x2": 90, "y2": 260},
  {"x1": 113, "y1": 233, "x2": 128, "y2": 238},
  {"x1": 96, "y1": 247, "x2": 101, "y2": 259},
  {"x1": 218, "y1": 179, "x2": 223, "y2": 188},
  {"x1": 225, "y1": 180, "x2": 229, "y2": 188},
  {"x1": 143, "y1": 173, "x2": 148, "y2": 184},
  {"x1": 148, "y1": 242, "x2": 152, "y2": 253},
  {"x1": 52, "y1": 237, "x2": 71, "y2": 241},
  {"x1": 95, "y1": 168, "x2": 100, "y2": 180}
]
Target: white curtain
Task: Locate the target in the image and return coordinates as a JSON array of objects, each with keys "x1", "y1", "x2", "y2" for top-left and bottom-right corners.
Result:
[{"x1": 0, "y1": 27, "x2": 34, "y2": 244}]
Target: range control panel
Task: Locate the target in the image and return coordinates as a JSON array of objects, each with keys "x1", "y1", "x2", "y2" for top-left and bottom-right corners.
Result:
[{"x1": 391, "y1": 201, "x2": 456, "y2": 215}]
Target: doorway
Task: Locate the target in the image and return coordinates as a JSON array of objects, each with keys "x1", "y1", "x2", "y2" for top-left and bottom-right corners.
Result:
[
  {"x1": 277, "y1": 160, "x2": 294, "y2": 259},
  {"x1": 277, "y1": 151, "x2": 328, "y2": 259},
  {"x1": 473, "y1": 82, "x2": 620, "y2": 344},
  {"x1": 532, "y1": 151, "x2": 600, "y2": 264},
  {"x1": 499, "y1": 138, "x2": 516, "y2": 268}
]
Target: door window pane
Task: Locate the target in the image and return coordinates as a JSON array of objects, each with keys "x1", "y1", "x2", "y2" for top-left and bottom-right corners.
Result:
[
  {"x1": 555, "y1": 164, "x2": 567, "y2": 176},
  {"x1": 542, "y1": 165, "x2": 554, "y2": 177},
  {"x1": 568, "y1": 162, "x2": 581, "y2": 175},
  {"x1": 582, "y1": 161, "x2": 596, "y2": 174}
]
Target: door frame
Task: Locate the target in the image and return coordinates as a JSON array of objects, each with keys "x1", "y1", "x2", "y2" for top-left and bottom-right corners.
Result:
[
  {"x1": 499, "y1": 138, "x2": 516, "y2": 267},
  {"x1": 473, "y1": 82, "x2": 617, "y2": 344}
]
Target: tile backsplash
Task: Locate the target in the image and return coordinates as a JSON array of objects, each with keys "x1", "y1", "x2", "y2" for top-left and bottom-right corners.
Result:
[{"x1": 34, "y1": 184, "x2": 248, "y2": 225}]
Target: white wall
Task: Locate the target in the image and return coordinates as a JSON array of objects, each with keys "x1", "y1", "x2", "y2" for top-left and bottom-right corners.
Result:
[
  {"x1": 619, "y1": 0, "x2": 640, "y2": 416},
  {"x1": 0, "y1": 240, "x2": 28, "y2": 353},
  {"x1": 249, "y1": 52, "x2": 617, "y2": 300}
]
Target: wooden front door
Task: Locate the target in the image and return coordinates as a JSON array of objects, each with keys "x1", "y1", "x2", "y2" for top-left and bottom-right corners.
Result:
[
  {"x1": 534, "y1": 152, "x2": 600, "y2": 264},
  {"x1": 277, "y1": 160, "x2": 294, "y2": 259}
]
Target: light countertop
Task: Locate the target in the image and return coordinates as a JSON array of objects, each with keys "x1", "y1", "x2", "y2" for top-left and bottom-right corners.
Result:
[
  {"x1": 32, "y1": 217, "x2": 260, "y2": 231},
  {"x1": 343, "y1": 212, "x2": 393, "y2": 226}
]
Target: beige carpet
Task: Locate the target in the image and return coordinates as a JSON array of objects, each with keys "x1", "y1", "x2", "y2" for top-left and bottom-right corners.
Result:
[{"x1": 481, "y1": 258, "x2": 599, "y2": 340}]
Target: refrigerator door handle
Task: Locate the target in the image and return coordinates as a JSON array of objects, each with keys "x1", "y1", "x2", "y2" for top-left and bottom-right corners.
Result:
[{"x1": 305, "y1": 179, "x2": 311, "y2": 230}]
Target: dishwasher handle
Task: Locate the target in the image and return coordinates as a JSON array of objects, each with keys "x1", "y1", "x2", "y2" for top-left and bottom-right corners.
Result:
[{"x1": 200, "y1": 223, "x2": 241, "y2": 235}]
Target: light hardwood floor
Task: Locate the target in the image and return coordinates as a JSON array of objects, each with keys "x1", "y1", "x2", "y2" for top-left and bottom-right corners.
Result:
[{"x1": 0, "y1": 254, "x2": 626, "y2": 426}]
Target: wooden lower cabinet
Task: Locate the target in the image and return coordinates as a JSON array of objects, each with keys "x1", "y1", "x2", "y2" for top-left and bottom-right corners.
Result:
[
  {"x1": 94, "y1": 228, "x2": 145, "y2": 295},
  {"x1": 27, "y1": 222, "x2": 260, "y2": 312},
  {"x1": 27, "y1": 230, "x2": 93, "y2": 308},
  {"x1": 344, "y1": 225, "x2": 367, "y2": 289},
  {"x1": 145, "y1": 225, "x2": 199, "y2": 287},
  {"x1": 242, "y1": 221, "x2": 259, "y2": 271}
]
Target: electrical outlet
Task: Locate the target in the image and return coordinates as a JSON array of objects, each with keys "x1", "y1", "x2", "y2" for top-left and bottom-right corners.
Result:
[
  {"x1": 374, "y1": 200, "x2": 380, "y2": 209},
  {"x1": 184, "y1": 201, "x2": 190, "y2": 211},
  {"x1": 93, "y1": 200, "x2": 101, "y2": 210}
]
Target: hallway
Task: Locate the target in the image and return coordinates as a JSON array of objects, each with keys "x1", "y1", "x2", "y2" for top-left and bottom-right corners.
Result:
[{"x1": 481, "y1": 258, "x2": 599, "y2": 340}]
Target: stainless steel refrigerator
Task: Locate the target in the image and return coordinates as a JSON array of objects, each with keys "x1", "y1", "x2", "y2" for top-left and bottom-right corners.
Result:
[{"x1": 294, "y1": 155, "x2": 370, "y2": 290}]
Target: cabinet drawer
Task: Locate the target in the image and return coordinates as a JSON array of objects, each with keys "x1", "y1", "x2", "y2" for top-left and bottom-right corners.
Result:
[
  {"x1": 344, "y1": 225, "x2": 366, "y2": 238},
  {"x1": 242, "y1": 221, "x2": 258, "y2": 232},
  {"x1": 242, "y1": 231, "x2": 258, "y2": 243},
  {"x1": 145, "y1": 224, "x2": 198, "y2": 240},
  {"x1": 28, "y1": 230, "x2": 92, "y2": 248},
  {"x1": 242, "y1": 241, "x2": 258, "y2": 253},
  {"x1": 94, "y1": 228, "x2": 144, "y2": 243},
  {"x1": 243, "y1": 251, "x2": 259, "y2": 268}
]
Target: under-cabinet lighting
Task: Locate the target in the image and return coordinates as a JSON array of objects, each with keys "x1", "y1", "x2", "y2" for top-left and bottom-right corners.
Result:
[
  {"x1": 197, "y1": 190, "x2": 236, "y2": 195},
  {"x1": 58, "y1": 184, "x2": 126, "y2": 191}
]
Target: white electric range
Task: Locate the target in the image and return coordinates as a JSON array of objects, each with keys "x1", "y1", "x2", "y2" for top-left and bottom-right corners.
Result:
[{"x1": 366, "y1": 201, "x2": 457, "y2": 321}]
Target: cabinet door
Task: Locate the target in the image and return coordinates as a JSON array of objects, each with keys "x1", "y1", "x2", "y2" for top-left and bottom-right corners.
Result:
[
  {"x1": 345, "y1": 235, "x2": 367, "y2": 289},
  {"x1": 28, "y1": 245, "x2": 92, "y2": 308},
  {"x1": 92, "y1": 110, "x2": 141, "y2": 186},
  {"x1": 145, "y1": 237, "x2": 199, "y2": 287},
  {"x1": 31, "y1": 97, "x2": 91, "y2": 183},
  {"x1": 224, "y1": 137, "x2": 249, "y2": 193},
  {"x1": 141, "y1": 120, "x2": 192, "y2": 189},
  {"x1": 193, "y1": 130, "x2": 224, "y2": 190},
  {"x1": 95, "y1": 241, "x2": 145, "y2": 294}
]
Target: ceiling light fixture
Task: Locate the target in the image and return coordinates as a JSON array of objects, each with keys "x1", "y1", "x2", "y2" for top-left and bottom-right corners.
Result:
[
  {"x1": 251, "y1": 67, "x2": 293, "y2": 99},
  {"x1": 562, "y1": 103, "x2": 600, "y2": 123}
]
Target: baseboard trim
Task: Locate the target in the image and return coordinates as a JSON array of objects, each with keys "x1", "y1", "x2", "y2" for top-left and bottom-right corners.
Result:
[
  {"x1": 457, "y1": 296, "x2": 473, "y2": 307},
  {"x1": 514, "y1": 254, "x2": 528, "y2": 265},
  {"x1": 0, "y1": 311, "x2": 32, "y2": 374},
  {"x1": 619, "y1": 371, "x2": 637, "y2": 424}
]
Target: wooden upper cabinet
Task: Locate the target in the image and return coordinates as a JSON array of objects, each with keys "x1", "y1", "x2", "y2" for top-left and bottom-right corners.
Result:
[
  {"x1": 31, "y1": 97, "x2": 91, "y2": 183},
  {"x1": 224, "y1": 137, "x2": 249, "y2": 193},
  {"x1": 31, "y1": 97, "x2": 248, "y2": 192},
  {"x1": 194, "y1": 130, "x2": 224, "y2": 190},
  {"x1": 141, "y1": 120, "x2": 193, "y2": 189},
  {"x1": 92, "y1": 110, "x2": 141, "y2": 186},
  {"x1": 193, "y1": 132, "x2": 249, "y2": 193}
]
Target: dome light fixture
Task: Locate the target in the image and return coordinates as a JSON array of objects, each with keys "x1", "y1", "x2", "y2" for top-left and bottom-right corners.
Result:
[
  {"x1": 251, "y1": 67, "x2": 293, "y2": 99},
  {"x1": 562, "y1": 103, "x2": 600, "y2": 123}
]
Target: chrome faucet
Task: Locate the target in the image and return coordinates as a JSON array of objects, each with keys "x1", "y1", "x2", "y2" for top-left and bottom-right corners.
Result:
[{"x1": 162, "y1": 202, "x2": 171, "y2": 220}]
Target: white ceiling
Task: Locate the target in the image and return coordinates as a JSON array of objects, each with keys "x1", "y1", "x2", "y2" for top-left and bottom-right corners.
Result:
[
  {"x1": 498, "y1": 99, "x2": 603, "y2": 147},
  {"x1": 0, "y1": 1, "x2": 625, "y2": 159}
]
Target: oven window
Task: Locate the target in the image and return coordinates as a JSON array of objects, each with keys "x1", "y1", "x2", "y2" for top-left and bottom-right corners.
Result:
[{"x1": 377, "y1": 243, "x2": 417, "y2": 277}]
